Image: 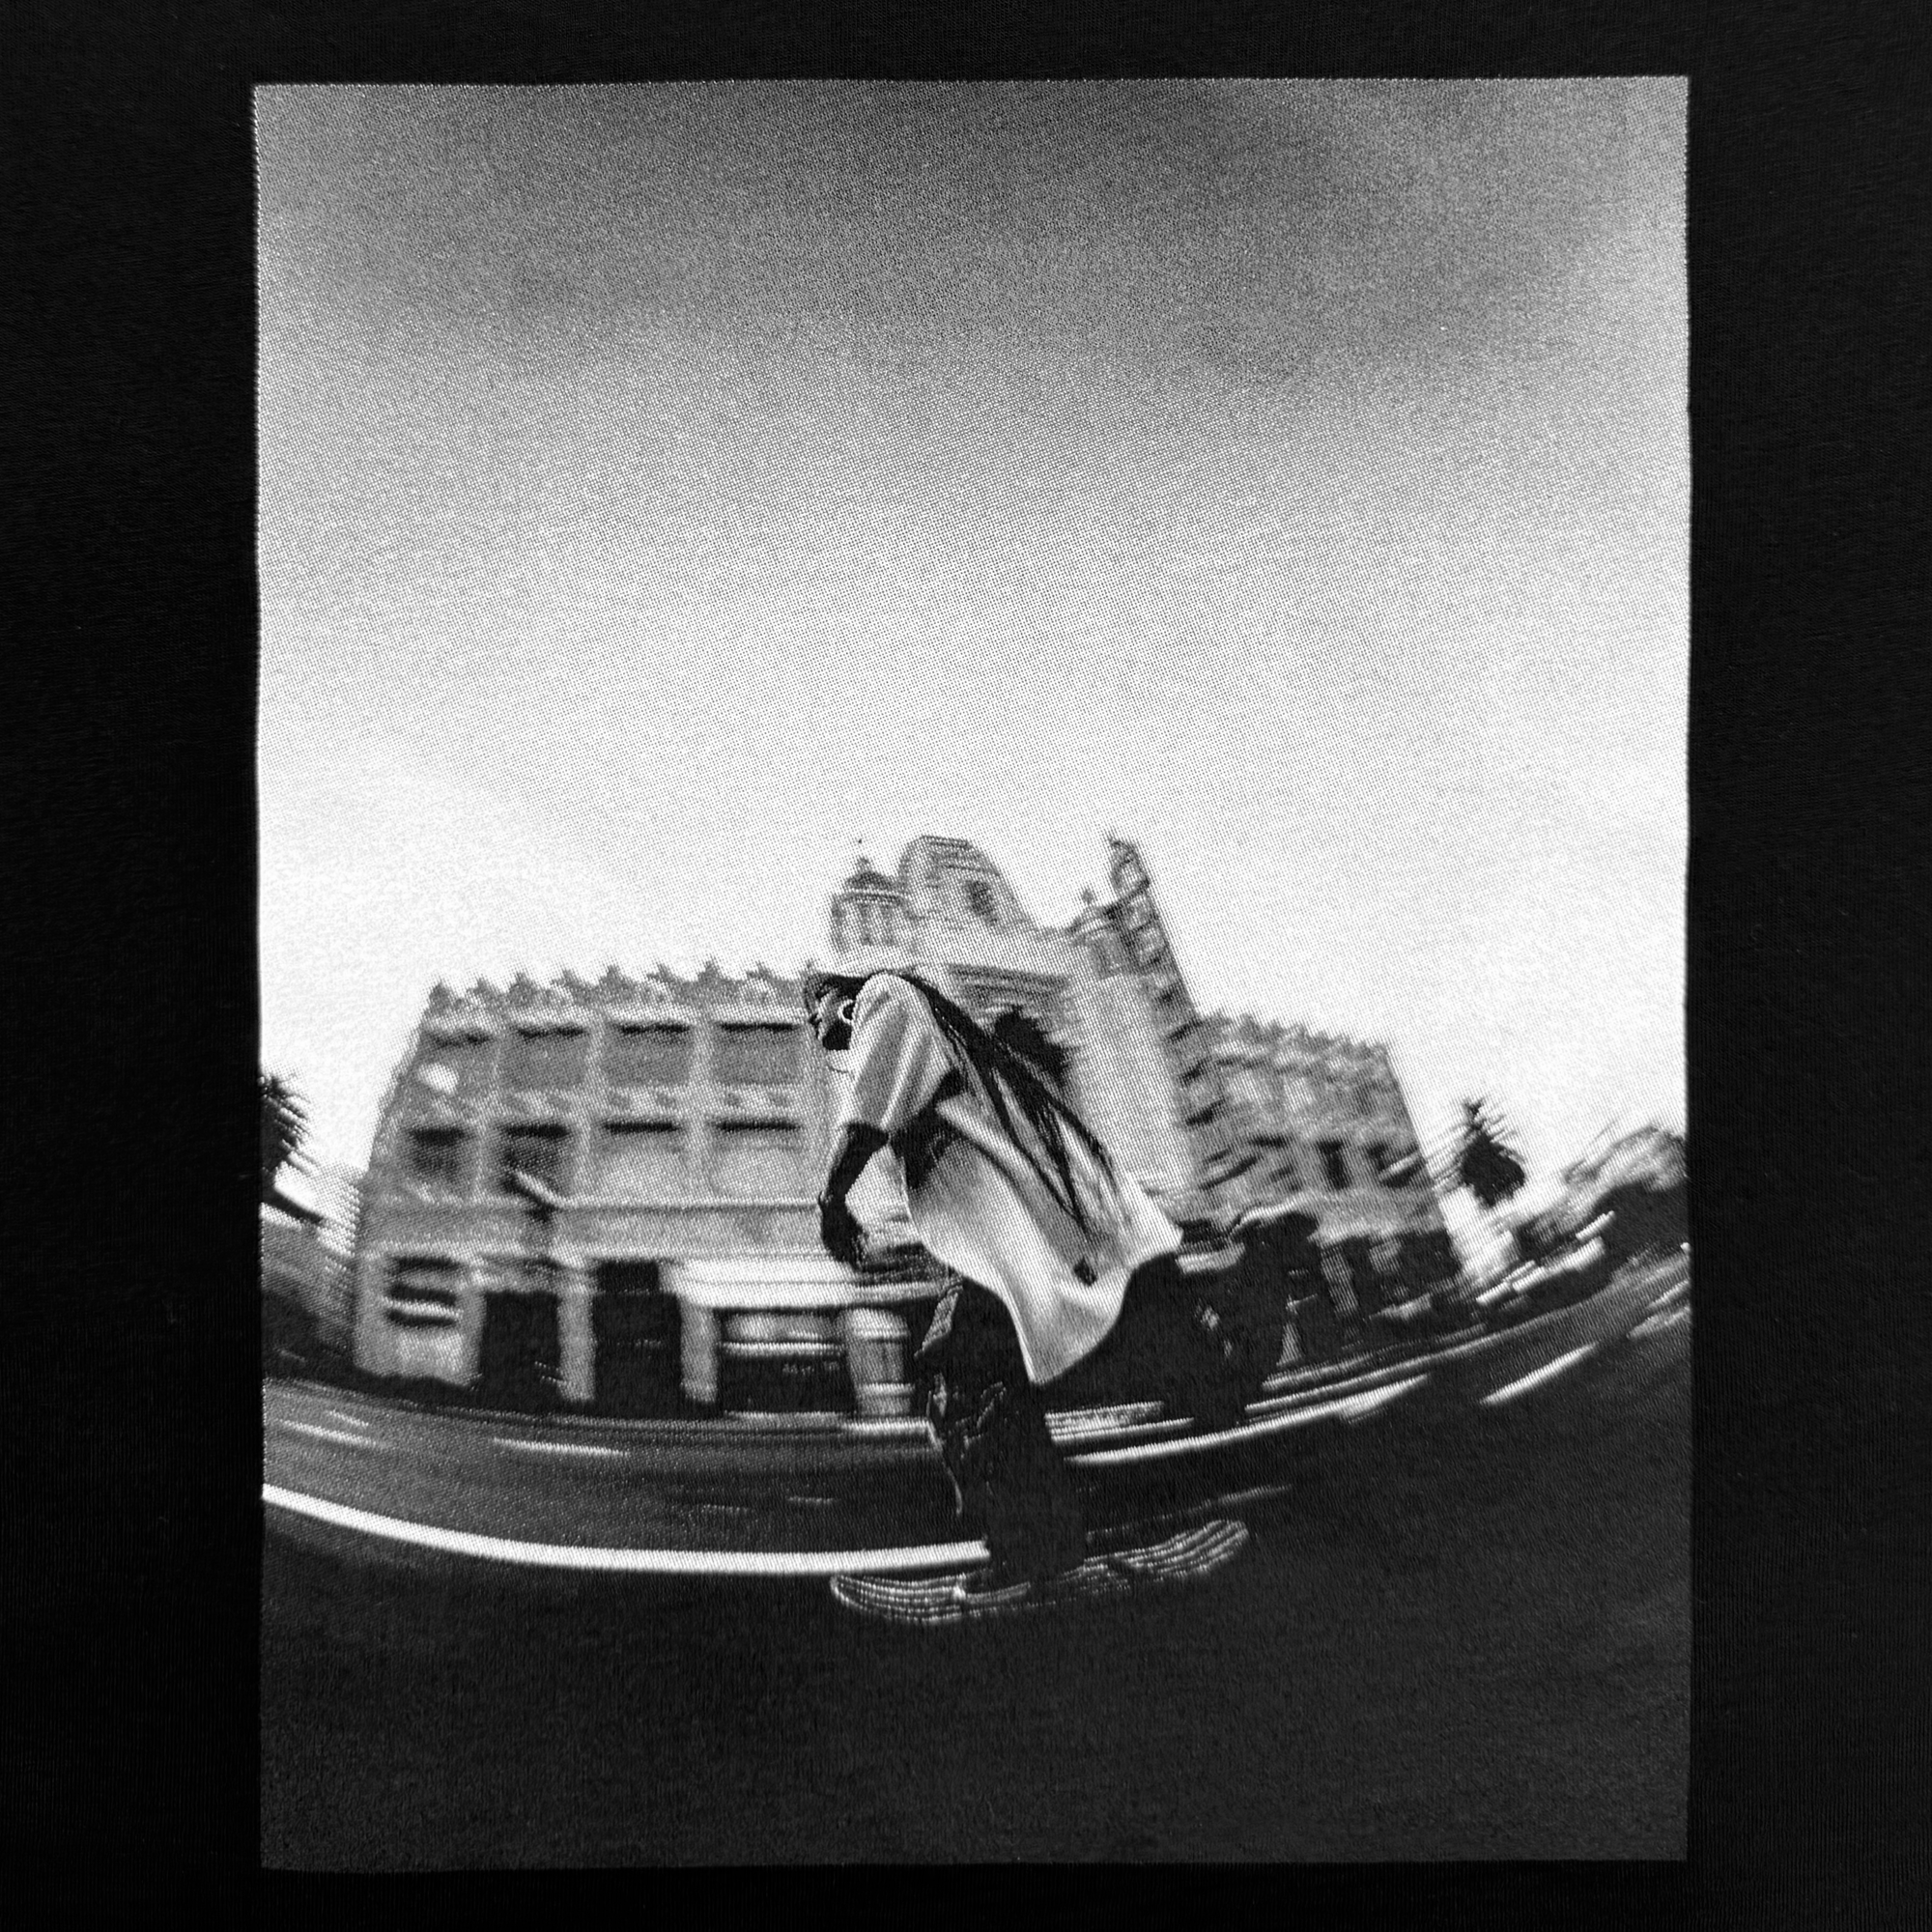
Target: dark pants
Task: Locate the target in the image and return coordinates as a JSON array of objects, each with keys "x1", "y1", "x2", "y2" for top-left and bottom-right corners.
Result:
[
  {"x1": 916, "y1": 1254, "x2": 1269, "y2": 1580},
  {"x1": 916, "y1": 1283, "x2": 1087, "y2": 1584}
]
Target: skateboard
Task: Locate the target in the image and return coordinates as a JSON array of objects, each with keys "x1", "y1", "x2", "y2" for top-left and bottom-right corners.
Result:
[{"x1": 829, "y1": 1518, "x2": 1249, "y2": 1626}]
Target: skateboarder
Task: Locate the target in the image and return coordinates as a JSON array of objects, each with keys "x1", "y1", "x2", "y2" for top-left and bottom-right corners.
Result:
[{"x1": 806, "y1": 969, "x2": 1276, "y2": 1592}]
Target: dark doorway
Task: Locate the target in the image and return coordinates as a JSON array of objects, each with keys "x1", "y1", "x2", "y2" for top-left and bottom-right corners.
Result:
[
  {"x1": 1393, "y1": 1235, "x2": 1437, "y2": 1299},
  {"x1": 475, "y1": 1290, "x2": 563, "y2": 1411},
  {"x1": 1289, "y1": 1288, "x2": 1345, "y2": 1363},
  {"x1": 1339, "y1": 1236, "x2": 1385, "y2": 1319},
  {"x1": 590, "y1": 1262, "x2": 685, "y2": 1417},
  {"x1": 1411, "y1": 1230, "x2": 1463, "y2": 1292}
]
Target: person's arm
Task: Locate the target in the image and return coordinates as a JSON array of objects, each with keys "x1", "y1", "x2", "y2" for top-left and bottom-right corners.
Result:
[
  {"x1": 819, "y1": 977, "x2": 955, "y2": 1267},
  {"x1": 817, "y1": 1122, "x2": 890, "y2": 1266},
  {"x1": 822, "y1": 1121, "x2": 890, "y2": 1207}
]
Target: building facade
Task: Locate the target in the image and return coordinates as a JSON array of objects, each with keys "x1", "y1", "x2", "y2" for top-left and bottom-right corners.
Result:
[
  {"x1": 262, "y1": 1200, "x2": 355, "y2": 1364},
  {"x1": 349, "y1": 835, "x2": 1460, "y2": 1413},
  {"x1": 1546, "y1": 1124, "x2": 1689, "y2": 1268}
]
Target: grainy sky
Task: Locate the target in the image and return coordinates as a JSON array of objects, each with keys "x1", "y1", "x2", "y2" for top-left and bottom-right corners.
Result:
[{"x1": 259, "y1": 80, "x2": 1687, "y2": 1186}]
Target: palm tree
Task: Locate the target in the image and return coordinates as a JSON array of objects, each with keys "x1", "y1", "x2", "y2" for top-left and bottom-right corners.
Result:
[
  {"x1": 1455, "y1": 1097, "x2": 1527, "y2": 1211},
  {"x1": 261, "y1": 1071, "x2": 313, "y2": 1212},
  {"x1": 260, "y1": 1070, "x2": 325, "y2": 1376}
]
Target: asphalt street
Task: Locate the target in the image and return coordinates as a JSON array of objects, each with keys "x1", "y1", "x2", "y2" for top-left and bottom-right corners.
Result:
[{"x1": 261, "y1": 1279, "x2": 1689, "y2": 1865}]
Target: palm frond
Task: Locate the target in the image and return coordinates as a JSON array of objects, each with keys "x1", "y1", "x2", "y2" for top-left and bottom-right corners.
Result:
[
  {"x1": 1455, "y1": 1095, "x2": 1527, "y2": 1208},
  {"x1": 261, "y1": 1070, "x2": 312, "y2": 1198}
]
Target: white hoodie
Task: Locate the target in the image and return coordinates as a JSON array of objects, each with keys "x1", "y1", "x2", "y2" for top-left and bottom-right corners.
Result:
[{"x1": 835, "y1": 975, "x2": 1180, "y2": 1384}]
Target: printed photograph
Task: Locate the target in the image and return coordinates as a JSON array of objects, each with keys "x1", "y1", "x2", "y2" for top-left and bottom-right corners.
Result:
[{"x1": 258, "y1": 79, "x2": 1690, "y2": 1866}]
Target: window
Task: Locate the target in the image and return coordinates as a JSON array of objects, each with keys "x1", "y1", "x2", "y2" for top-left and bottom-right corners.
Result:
[
  {"x1": 714, "y1": 1023, "x2": 801, "y2": 1086},
  {"x1": 1366, "y1": 1141, "x2": 1421, "y2": 1189},
  {"x1": 420, "y1": 1037, "x2": 493, "y2": 1095},
  {"x1": 854, "y1": 901, "x2": 897, "y2": 946},
  {"x1": 1271, "y1": 1146, "x2": 1310, "y2": 1193},
  {"x1": 406, "y1": 1127, "x2": 471, "y2": 1193},
  {"x1": 504, "y1": 1027, "x2": 588, "y2": 1090},
  {"x1": 1238, "y1": 1066, "x2": 1277, "y2": 1114},
  {"x1": 605, "y1": 1024, "x2": 694, "y2": 1086},
  {"x1": 387, "y1": 1257, "x2": 462, "y2": 1327},
  {"x1": 710, "y1": 1122, "x2": 804, "y2": 1198},
  {"x1": 1319, "y1": 1140, "x2": 1353, "y2": 1191},
  {"x1": 596, "y1": 1122, "x2": 690, "y2": 1197},
  {"x1": 964, "y1": 878, "x2": 1000, "y2": 925},
  {"x1": 497, "y1": 1125, "x2": 571, "y2": 1198}
]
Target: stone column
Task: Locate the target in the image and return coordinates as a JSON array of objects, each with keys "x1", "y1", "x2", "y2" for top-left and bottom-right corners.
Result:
[
  {"x1": 681, "y1": 1300, "x2": 720, "y2": 1408},
  {"x1": 555, "y1": 1260, "x2": 596, "y2": 1406},
  {"x1": 1323, "y1": 1246, "x2": 1359, "y2": 1319},
  {"x1": 353, "y1": 1251, "x2": 390, "y2": 1378},
  {"x1": 842, "y1": 1306, "x2": 911, "y2": 1417}
]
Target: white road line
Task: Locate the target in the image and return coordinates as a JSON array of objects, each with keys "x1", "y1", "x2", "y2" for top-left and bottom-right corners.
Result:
[
  {"x1": 1050, "y1": 1417, "x2": 1194, "y2": 1449},
  {"x1": 1072, "y1": 1376, "x2": 1429, "y2": 1469},
  {"x1": 1332, "y1": 1378, "x2": 1432, "y2": 1423},
  {"x1": 278, "y1": 1421, "x2": 377, "y2": 1447},
  {"x1": 1257, "y1": 1276, "x2": 1654, "y2": 1406},
  {"x1": 1479, "y1": 1344, "x2": 1599, "y2": 1407},
  {"x1": 1247, "y1": 1365, "x2": 1423, "y2": 1420},
  {"x1": 261, "y1": 1484, "x2": 986, "y2": 1576},
  {"x1": 490, "y1": 1438, "x2": 629, "y2": 1460},
  {"x1": 325, "y1": 1408, "x2": 371, "y2": 1430},
  {"x1": 1211, "y1": 1482, "x2": 1297, "y2": 1513},
  {"x1": 1630, "y1": 1307, "x2": 1691, "y2": 1341},
  {"x1": 1048, "y1": 1402, "x2": 1167, "y2": 1432}
]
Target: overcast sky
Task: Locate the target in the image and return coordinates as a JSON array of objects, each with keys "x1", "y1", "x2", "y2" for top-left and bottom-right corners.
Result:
[{"x1": 259, "y1": 79, "x2": 1687, "y2": 1185}]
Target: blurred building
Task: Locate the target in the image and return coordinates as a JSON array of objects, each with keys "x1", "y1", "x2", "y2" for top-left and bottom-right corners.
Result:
[
  {"x1": 349, "y1": 834, "x2": 1460, "y2": 1414},
  {"x1": 261, "y1": 1195, "x2": 354, "y2": 1366},
  {"x1": 311, "y1": 1162, "x2": 367, "y2": 1262},
  {"x1": 1554, "y1": 1124, "x2": 1688, "y2": 1268},
  {"x1": 261, "y1": 1163, "x2": 360, "y2": 1362},
  {"x1": 1563, "y1": 1123, "x2": 1686, "y2": 1200}
]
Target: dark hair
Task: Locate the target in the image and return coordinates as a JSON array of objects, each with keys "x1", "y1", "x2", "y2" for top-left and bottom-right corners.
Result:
[
  {"x1": 988, "y1": 1007, "x2": 1068, "y2": 1092},
  {"x1": 801, "y1": 971, "x2": 868, "y2": 1019},
  {"x1": 886, "y1": 973, "x2": 1116, "y2": 1236}
]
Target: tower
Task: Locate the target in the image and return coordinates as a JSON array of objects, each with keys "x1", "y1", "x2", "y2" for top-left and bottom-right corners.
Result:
[
  {"x1": 1105, "y1": 836, "x2": 1260, "y2": 1209},
  {"x1": 828, "y1": 845, "x2": 914, "y2": 964}
]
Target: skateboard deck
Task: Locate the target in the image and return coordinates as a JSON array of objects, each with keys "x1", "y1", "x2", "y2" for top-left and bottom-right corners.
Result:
[{"x1": 830, "y1": 1518, "x2": 1249, "y2": 1626}]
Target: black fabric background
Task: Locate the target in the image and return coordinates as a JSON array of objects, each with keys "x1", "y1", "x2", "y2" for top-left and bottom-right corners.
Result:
[{"x1": 6, "y1": 0, "x2": 1927, "y2": 1918}]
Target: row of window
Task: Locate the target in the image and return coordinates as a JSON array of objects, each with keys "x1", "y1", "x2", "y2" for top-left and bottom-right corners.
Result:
[
  {"x1": 1227, "y1": 1063, "x2": 1397, "y2": 1133},
  {"x1": 835, "y1": 900, "x2": 907, "y2": 948},
  {"x1": 1263, "y1": 1137, "x2": 1420, "y2": 1194},
  {"x1": 403, "y1": 1120, "x2": 1415, "y2": 1203},
  {"x1": 402, "y1": 1121, "x2": 808, "y2": 1201},
  {"x1": 422, "y1": 1022, "x2": 804, "y2": 1096}
]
